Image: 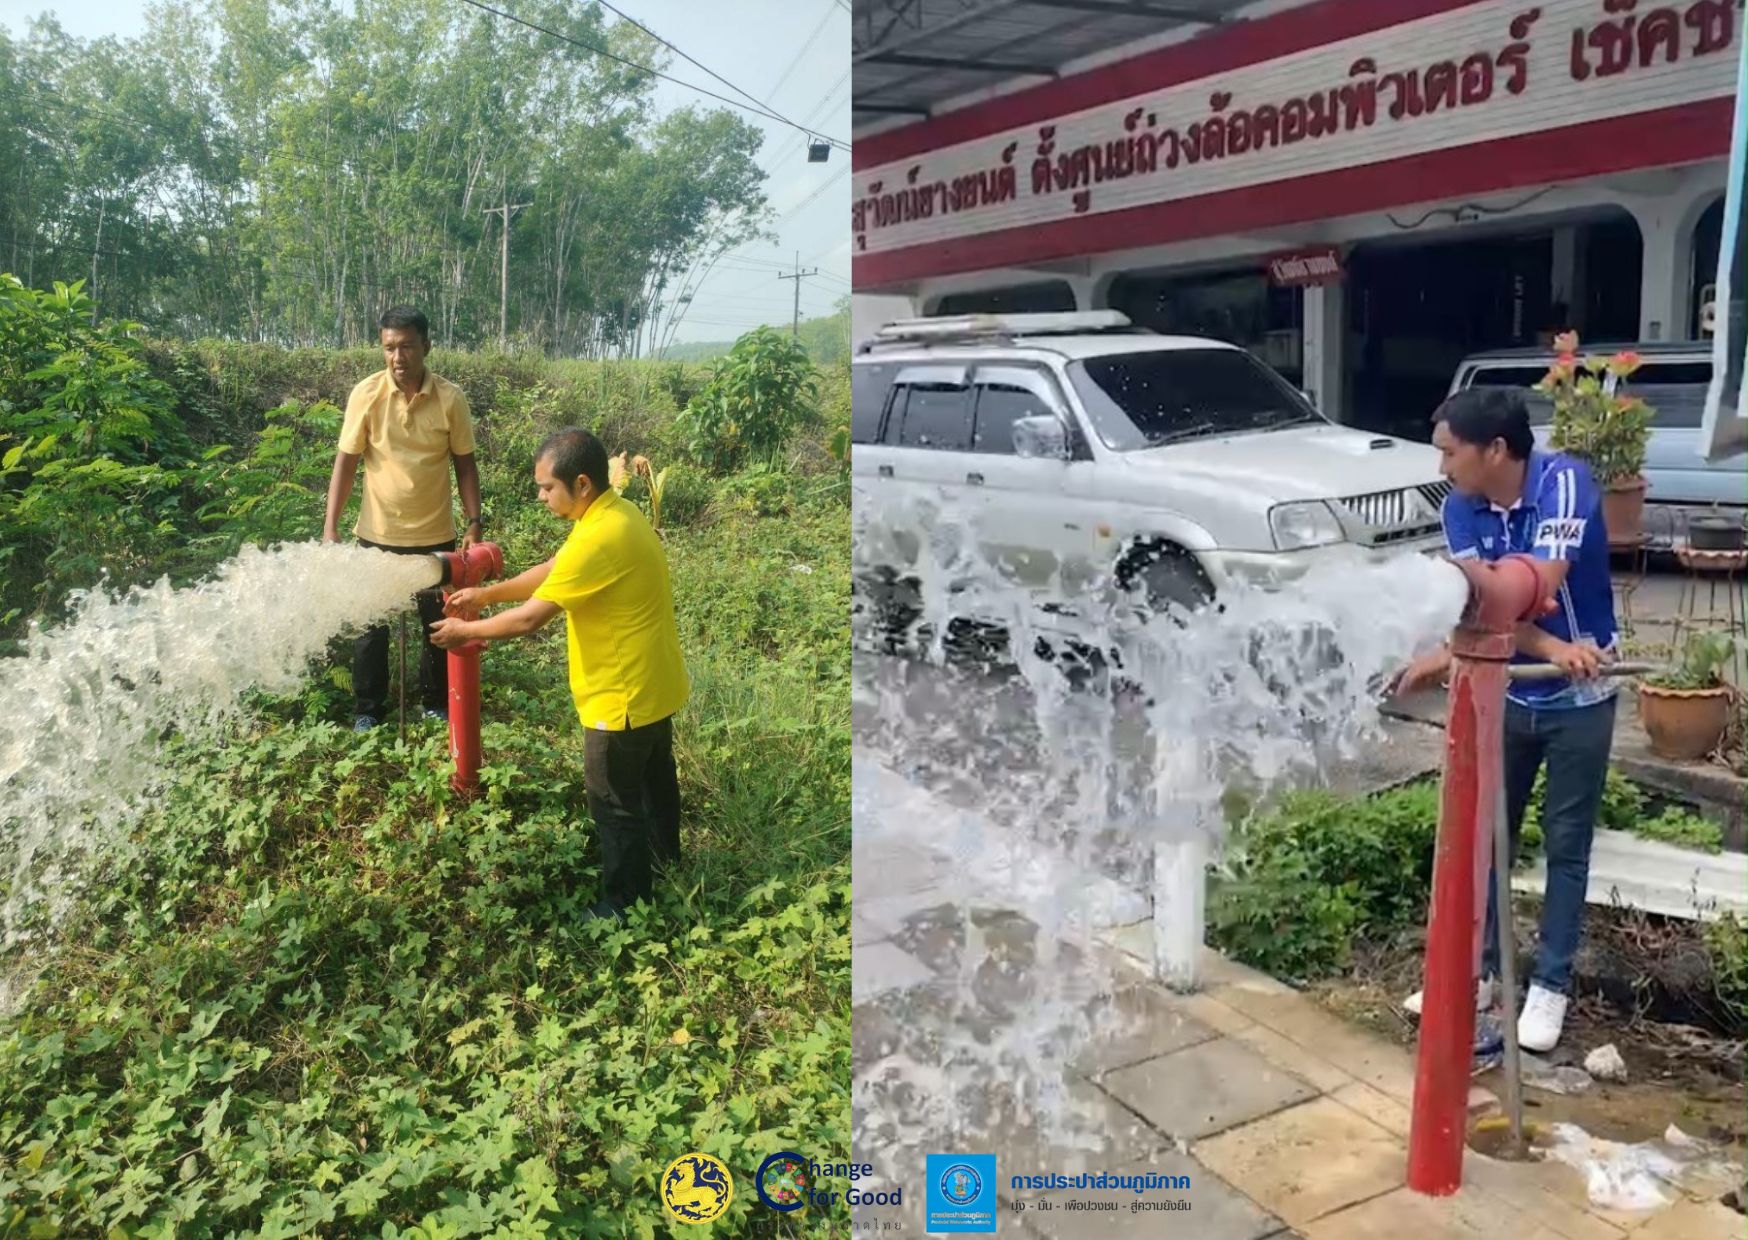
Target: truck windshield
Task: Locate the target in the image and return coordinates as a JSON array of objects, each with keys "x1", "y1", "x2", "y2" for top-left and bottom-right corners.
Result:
[{"x1": 1068, "y1": 348, "x2": 1325, "y2": 451}]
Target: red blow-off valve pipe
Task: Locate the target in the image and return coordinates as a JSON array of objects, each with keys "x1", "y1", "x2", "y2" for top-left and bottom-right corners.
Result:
[
  {"x1": 1407, "y1": 554, "x2": 1556, "y2": 1196},
  {"x1": 431, "y1": 542, "x2": 505, "y2": 795}
]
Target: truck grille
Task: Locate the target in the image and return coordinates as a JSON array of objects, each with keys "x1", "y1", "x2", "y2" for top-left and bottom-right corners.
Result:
[{"x1": 1336, "y1": 481, "x2": 1451, "y2": 547}]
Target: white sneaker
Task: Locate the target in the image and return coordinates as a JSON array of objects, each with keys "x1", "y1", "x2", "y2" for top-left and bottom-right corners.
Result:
[
  {"x1": 1517, "y1": 984, "x2": 1569, "y2": 1053},
  {"x1": 1403, "y1": 976, "x2": 1493, "y2": 1017}
]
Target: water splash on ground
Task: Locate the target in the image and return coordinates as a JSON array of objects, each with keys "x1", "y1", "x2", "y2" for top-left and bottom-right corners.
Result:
[{"x1": 852, "y1": 484, "x2": 1468, "y2": 1180}]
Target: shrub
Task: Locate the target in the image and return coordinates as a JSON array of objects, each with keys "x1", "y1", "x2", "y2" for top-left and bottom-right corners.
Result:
[
  {"x1": 677, "y1": 328, "x2": 818, "y2": 472},
  {"x1": 1209, "y1": 784, "x2": 1440, "y2": 981}
]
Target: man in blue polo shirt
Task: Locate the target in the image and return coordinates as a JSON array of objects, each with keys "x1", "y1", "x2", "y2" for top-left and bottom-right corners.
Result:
[{"x1": 1394, "y1": 387, "x2": 1616, "y2": 1052}]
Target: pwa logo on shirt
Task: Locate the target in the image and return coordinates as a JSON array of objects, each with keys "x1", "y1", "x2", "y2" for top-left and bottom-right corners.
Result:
[{"x1": 1535, "y1": 518, "x2": 1587, "y2": 546}]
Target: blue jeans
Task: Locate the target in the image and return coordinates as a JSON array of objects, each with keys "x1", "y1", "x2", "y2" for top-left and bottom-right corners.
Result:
[{"x1": 1481, "y1": 696, "x2": 1616, "y2": 995}]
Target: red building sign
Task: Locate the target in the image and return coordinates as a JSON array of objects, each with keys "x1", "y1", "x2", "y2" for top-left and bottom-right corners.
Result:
[{"x1": 1268, "y1": 248, "x2": 1344, "y2": 287}]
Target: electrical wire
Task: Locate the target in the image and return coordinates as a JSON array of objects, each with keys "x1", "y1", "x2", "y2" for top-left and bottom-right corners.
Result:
[
  {"x1": 763, "y1": 3, "x2": 836, "y2": 108},
  {"x1": 457, "y1": 0, "x2": 848, "y2": 150},
  {"x1": 591, "y1": 0, "x2": 846, "y2": 150}
]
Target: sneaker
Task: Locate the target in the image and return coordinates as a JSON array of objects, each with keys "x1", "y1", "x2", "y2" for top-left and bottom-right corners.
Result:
[
  {"x1": 1517, "y1": 984, "x2": 1569, "y2": 1053},
  {"x1": 1472, "y1": 1011, "x2": 1505, "y2": 1071},
  {"x1": 1403, "y1": 975, "x2": 1494, "y2": 1017},
  {"x1": 353, "y1": 715, "x2": 378, "y2": 732}
]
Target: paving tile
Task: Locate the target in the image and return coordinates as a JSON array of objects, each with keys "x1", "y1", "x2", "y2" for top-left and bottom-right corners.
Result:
[
  {"x1": 1209, "y1": 984, "x2": 1421, "y2": 1104},
  {"x1": 1103, "y1": 1037, "x2": 1318, "y2": 1142},
  {"x1": 991, "y1": 1074, "x2": 1172, "y2": 1179},
  {"x1": 1629, "y1": 1199, "x2": 1748, "y2": 1240},
  {"x1": 1458, "y1": 1154, "x2": 1627, "y2": 1240},
  {"x1": 1177, "y1": 991, "x2": 1260, "y2": 1036},
  {"x1": 1014, "y1": 1151, "x2": 1283, "y2": 1240},
  {"x1": 1302, "y1": 1185, "x2": 1575, "y2": 1240},
  {"x1": 852, "y1": 941, "x2": 933, "y2": 1003},
  {"x1": 852, "y1": 910, "x2": 895, "y2": 946},
  {"x1": 1477, "y1": 1147, "x2": 1714, "y2": 1237},
  {"x1": 1071, "y1": 984, "x2": 1219, "y2": 1076},
  {"x1": 1329, "y1": 1083, "x2": 1413, "y2": 1139},
  {"x1": 1235, "y1": 1023, "x2": 1359, "y2": 1095},
  {"x1": 1196, "y1": 1097, "x2": 1405, "y2": 1229}
]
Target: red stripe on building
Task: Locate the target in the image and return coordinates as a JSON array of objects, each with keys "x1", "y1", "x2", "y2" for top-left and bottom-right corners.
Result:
[
  {"x1": 852, "y1": 0, "x2": 1487, "y2": 172},
  {"x1": 853, "y1": 98, "x2": 1734, "y2": 289}
]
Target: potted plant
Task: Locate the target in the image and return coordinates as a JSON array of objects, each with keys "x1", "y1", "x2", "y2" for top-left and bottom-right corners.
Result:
[
  {"x1": 1639, "y1": 631, "x2": 1737, "y2": 760},
  {"x1": 1534, "y1": 332, "x2": 1656, "y2": 543}
]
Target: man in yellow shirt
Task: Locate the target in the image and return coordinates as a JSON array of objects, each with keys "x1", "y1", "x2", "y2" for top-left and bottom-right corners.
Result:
[
  {"x1": 323, "y1": 306, "x2": 483, "y2": 731},
  {"x1": 429, "y1": 428, "x2": 689, "y2": 920}
]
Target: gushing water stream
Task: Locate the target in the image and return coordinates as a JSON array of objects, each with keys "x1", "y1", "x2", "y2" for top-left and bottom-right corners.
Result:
[
  {"x1": 852, "y1": 486, "x2": 1469, "y2": 1192},
  {"x1": 0, "y1": 543, "x2": 445, "y2": 994}
]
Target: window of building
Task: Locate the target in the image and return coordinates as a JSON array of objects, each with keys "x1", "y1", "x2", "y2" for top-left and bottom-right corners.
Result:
[{"x1": 931, "y1": 282, "x2": 1077, "y2": 316}]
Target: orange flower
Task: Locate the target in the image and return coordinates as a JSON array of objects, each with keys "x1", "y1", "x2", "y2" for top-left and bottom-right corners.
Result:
[
  {"x1": 1557, "y1": 352, "x2": 1578, "y2": 369},
  {"x1": 632, "y1": 454, "x2": 652, "y2": 479},
  {"x1": 1608, "y1": 351, "x2": 1642, "y2": 377},
  {"x1": 1553, "y1": 330, "x2": 1580, "y2": 354}
]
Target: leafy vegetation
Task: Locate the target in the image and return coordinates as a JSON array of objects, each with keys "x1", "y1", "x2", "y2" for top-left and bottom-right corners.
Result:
[
  {"x1": 0, "y1": 280, "x2": 849, "y2": 1235},
  {"x1": 1212, "y1": 777, "x2": 1739, "y2": 1028},
  {"x1": 1209, "y1": 784, "x2": 1439, "y2": 982},
  {"x1": 1645, "y1": 631, "x2": 1736, "y2": 692},
  {"x1": 676, "y1": 328, "x2": 820, "y2": 472}
]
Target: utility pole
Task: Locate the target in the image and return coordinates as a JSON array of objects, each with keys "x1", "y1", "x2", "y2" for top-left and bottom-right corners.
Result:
[
  {"x1": 481, "y1": 192, "x2": 531, "y2": 348},
  {"x1": 776, "y1": 251, "x2": 819, "y2": 340}
]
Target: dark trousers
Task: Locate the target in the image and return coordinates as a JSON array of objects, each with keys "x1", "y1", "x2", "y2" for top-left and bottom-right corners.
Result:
[
  {"x1": 584, "y1": 715, "x2": 682, "y2": 909},
  {"x1": 1482, "y1": 696, "x2": 1617, "y2": 994},
  {"x1": 353, "y1": 537, "x2": 456, "y2": 719}
]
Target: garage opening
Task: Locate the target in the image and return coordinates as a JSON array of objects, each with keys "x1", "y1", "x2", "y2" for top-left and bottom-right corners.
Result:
[
  {"x1": 1105, "y1": 266, "x2": 1304, "y2": 390},
  {"x1": 1346, "y1": 212, "x2": 1642, "y2": 442},
  {"x1": 931, "y1": 281, "x2": 1077, "y2": 316}
]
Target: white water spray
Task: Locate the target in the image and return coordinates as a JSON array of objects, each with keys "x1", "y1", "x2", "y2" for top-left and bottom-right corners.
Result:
[
  {"x1": 853, "y1": 484, "x2": 1468, "y2": 1175},
  {"x1": 0, "y1": 543, "x2": 444, "y2": 968}
]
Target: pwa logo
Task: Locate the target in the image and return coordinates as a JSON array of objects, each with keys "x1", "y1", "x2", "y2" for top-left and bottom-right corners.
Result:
[{"x1": 925, "y1": 1153, "x2": 996, "y2": 1233}]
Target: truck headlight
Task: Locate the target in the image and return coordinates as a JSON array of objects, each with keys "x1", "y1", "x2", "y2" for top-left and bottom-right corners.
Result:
[{"x1": 1269, "y1": 501, "x2": 1345, "y2": 550}]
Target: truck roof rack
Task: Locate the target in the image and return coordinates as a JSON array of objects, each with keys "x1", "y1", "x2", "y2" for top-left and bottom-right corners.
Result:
[{"x1": 855, "y1": 310, "x2": 1138, "y2": 354}]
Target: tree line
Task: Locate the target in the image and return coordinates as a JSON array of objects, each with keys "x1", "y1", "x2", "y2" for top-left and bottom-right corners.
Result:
[{"x1": 0, "y1": 0, "x2": 772, "y2": 356}]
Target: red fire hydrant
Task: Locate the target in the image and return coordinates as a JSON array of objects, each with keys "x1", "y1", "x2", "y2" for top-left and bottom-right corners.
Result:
[
  {"x1": 432, "y1": 542, "x2": 504, "y2": 796},
  {"x1": 1407, "y1": 554, "x2": 1556, "y2": 1195}
]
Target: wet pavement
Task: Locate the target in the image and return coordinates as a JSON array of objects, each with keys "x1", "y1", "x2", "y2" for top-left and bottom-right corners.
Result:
[{"x1": 852, "y1": 639, "x2": 1743, "y2": 1238}]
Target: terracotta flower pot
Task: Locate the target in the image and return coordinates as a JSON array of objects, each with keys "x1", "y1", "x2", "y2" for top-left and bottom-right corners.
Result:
[
  {"x1": 1601, "y1": 475, "x2": 1647, "y2": 544},
  {"x1": 1637, "y1": 683, "x2": 1732, "y2": 761}
]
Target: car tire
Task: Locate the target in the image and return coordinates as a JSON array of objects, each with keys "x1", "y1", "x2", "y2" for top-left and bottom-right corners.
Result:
[{"x1": 1131, "y1": 548, "x2": 1216, "y2": 622}]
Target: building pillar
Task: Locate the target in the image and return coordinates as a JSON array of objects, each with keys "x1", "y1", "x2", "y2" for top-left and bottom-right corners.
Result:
[
  {"x1": 1303, "y1": 280, "x2": 1348, "y2": 422},
  {"x1": 1551, "y1": 225, "x2": 1582, "y2": 333},
  {"x1": 1633, "y1": 202, "x2": 1691, "y2": 342}
]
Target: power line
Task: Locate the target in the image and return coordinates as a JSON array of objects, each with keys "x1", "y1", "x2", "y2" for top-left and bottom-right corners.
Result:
[
  {"x1": 456, "y1": 0, "x2": 847, "y2": 151},
  {"x1": 765, "y1": 3, "x2": 836, "y2": 104},
  {"x1": 591, "y1": 0, "x2": 843, "y2": 151}
]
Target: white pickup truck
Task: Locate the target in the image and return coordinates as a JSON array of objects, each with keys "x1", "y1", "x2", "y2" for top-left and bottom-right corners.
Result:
[{"x1": 852, "y1": 311, "x2": 1450, "y2": 651}]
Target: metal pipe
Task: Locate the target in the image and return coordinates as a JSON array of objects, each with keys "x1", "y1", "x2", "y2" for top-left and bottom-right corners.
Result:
[
  {"x1": 1491, "y1": 776, "x2": 1526, "y2": 1157},
  {"x1": 430, "y1": 543, "x2": 505, "y2": 796},
  {"x1": 1408, "y1": 554, "x2": 1550, "y2": 1196},
  {"x1": 1506, "y1": 661, "x2": 1658, "y2": 681}
]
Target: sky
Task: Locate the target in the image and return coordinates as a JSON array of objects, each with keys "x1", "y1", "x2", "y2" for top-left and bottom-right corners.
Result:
[{"x1": 0, "y1": 0, "x2": 851, "y2": 344}]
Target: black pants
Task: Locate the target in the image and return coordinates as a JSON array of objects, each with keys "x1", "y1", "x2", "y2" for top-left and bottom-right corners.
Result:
[
  {"x1": 353, "y1": 537, "x2": 456, "y2": 719},
  {"x1": 584, "y1": 715, "x2": 682, "y2": 909}
]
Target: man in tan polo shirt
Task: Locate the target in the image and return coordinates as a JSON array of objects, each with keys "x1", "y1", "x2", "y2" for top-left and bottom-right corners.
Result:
[{"x1": 322, "y1": 306, "x2": 483, "y2": 731}]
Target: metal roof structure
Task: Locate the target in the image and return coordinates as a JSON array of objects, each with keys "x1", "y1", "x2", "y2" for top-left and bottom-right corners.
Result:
[{"x1": 851, "y1": 0, "x2": 1244, "y2": 128}]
